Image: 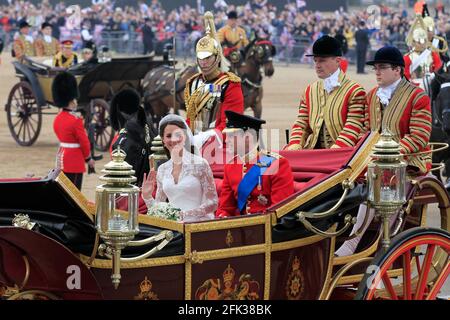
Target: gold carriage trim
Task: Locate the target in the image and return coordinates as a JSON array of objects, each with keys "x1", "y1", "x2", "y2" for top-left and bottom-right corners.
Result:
[
  {"x1": 55, "y1": 172, "x2": 94, "y2": 221},
  {"x1": 195, "y1": 264, "x2": 260, "y2": 300},
  {"x1": 134, "y1": 276, "x2": 159, "y2": 300},
  {"x1": 286, "y1": 256, "x2": 305, "y2": 299},
  {"x1": 78, "y1": 254, "x2": 186, "y2": 269}
]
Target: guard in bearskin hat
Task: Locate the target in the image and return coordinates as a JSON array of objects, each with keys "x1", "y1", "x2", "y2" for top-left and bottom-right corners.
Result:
[
  {"x1": 285, "y1": 35, "x2": 366, "y2": 150},
  {"x1": 185, "y1": 11, "x2": 244, "y2": 147},
  {"x1": 52, "y1": 71, "x2": 95, "y2": 190},
  {"x1": 335, "y1": 46, "x2": 432, "y2": 257}
]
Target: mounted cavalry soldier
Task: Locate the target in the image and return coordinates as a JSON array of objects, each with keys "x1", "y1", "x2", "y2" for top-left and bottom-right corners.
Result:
[
  {"x1": 422, "y1": 4, "x2": 449, "y2": 64},
  {"x1": 12, "y1": 20, "x2": 35, "y2": 60},
  {"x1": 34, "y1": 22, "x2": 60, "y2": 57},
  {"x1": 216, "y1": 111, "x2": 294, "y2": 218},
  {"x1": 286, "y1": 35, "x2": 366, "y2": 150},
  {"x1": 217, "y1": 11, "x2": 249, "y2": 68},
  {"x1": 403, "y1": 14, "x2": 442, "y2": 91},
  {"x1": 185, "y1": 11, "x2": 244, "y2": 145}
]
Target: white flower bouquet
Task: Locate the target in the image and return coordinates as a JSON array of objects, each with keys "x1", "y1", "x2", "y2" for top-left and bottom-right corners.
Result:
[{"x1": 147, "y1": 202, "x2": 182, "y2": 221}]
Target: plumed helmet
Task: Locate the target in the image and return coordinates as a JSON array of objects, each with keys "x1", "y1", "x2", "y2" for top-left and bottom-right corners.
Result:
[
  {"x1": 423, "y1": 17, "x2": 435, "y2": 32},
  {"x1": 52, "y1": 72, "x2": 79, "y2": 108},
  {"x1": 412, "y1": 28, "x2": 428, "y2": 44},
  {"x1": 109, "y1": 88, "x2": 141, "y2": 131},
  {"x1": 406, "y1": 14, "x2": 429, "y2": 48}
]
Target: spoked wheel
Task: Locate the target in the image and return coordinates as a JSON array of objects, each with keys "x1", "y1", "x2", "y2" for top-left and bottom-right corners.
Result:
[
  {"x1": 92, "y1": 99, "x2": 114, "y2": 152},
  {"x1": 356, "y1": 227, "x2": 450, "y2": 300},
  {"x1": 6, "y1": 81, "x2": 42, "y2": 146}
]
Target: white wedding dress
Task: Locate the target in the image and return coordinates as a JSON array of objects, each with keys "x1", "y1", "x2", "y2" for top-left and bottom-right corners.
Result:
[{"x1": 143, "y1": 152, "x2": 218, "y2": 222}]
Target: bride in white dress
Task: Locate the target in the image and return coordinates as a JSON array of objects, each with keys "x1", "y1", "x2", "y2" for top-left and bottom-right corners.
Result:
[{"x1": 141, "y1": 114, "x2": 218, "y2": 222}]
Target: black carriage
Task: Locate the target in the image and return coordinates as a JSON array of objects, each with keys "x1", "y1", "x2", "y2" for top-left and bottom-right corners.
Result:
[{"x1": 4, "y1": 56, "x2": 168, "y2": 150}]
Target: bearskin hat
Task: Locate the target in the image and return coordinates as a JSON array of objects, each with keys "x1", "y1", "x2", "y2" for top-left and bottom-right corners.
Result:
[
  {"x1": 110, "y1": 88, "x2": 141, "y2": 131},
  {"x1": 52, "y1": 72, "x2": 79, "y2": 108}
]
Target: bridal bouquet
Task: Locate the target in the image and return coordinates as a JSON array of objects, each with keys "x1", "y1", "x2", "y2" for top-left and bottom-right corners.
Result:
[{"x1": 147, "y1": 202, "x2": 182, "y2": 221}]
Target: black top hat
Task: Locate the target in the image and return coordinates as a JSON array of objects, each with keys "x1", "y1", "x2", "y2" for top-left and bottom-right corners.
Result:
[
  {"x1": 83, "y1": 40, "x2": 96, "y2": 51},
  {"x1": 227, "y1": 11, "x2": 238, "y2": 20},
  {"x1": 41, "y1": 22, "x2": 52, "y2": 29},
  {"x1": 52, "y1": 72, "x2": 79, "y2": 108},
  {"x1": 366, "y1": 46, "x2": 405, "y2": 67},
  {"x1": 306, "y1": 35, "x2": 342, "y2": 57},
  {"x1": 19, "y1": 20, "x2": 31, "y2": 29},
  {"x1": 110, "y1": 88, "x2": 141, "y2": 131},
  {"x1": 224, "y1": 111, "x2": 266, "y2": 132}
]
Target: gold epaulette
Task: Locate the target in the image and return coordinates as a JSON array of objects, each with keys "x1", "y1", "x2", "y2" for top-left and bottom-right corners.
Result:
[
  {"x1": 225, "y1": 72, "x2": 241, "y2": 83},
  {"x1": 184, "y1": 72, "x2": 202, "y2": 102}
]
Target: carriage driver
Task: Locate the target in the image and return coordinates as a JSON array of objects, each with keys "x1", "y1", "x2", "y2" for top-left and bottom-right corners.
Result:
[
  {"x1": 216, "y1": 111, "x2": 294, "y2": 217},
  {"x1": 185, "y1": 11, "x2": 244, "y2": 147},
  {"x1": 12, "y1": 20, "x2": 35, "y2": 60},
  {"x1": 285, "y1": 35, "x2": 367, "y2": 150},
  {"x1": 336, "y1": 46, "x2": 432, "y2": 256},
  {"x1": 52, "y1": 72, "x2": 95, "y2": 190},
  {"x1": 34, "y1": 22, "x2": 60, "y2": 57}
]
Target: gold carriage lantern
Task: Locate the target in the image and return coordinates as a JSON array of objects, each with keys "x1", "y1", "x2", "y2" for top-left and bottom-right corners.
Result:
[
  {"x1": 95, "y1": 147, "x2": 140, "y2": 288},
  {"x1": 367, "y1": 131, "x2": 407, "y2": 250}
]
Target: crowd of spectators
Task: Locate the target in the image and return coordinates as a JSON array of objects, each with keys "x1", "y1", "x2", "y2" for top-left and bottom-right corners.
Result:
[{"x1": 0, "y1": 0, "x2": 449, "y2": 62}]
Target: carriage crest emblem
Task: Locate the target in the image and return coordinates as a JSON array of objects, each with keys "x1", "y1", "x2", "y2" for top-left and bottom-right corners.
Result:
[{"x1": 286, "y1": 256, "x2": 305, "y2": 299}]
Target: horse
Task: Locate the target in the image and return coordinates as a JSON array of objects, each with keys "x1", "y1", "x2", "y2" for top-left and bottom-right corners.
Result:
[
  {"x1": 142, "y1": 37, "x2": 276, "y2": 124},
  {"x1": 111, "y1": 107, "x2": 157, "y2": 187},
  {"x1": 429, "y1": 61, "x2": 450, "y2": 186},
  {"x1": 142, "y1": 64, "x2": 198, "y2": 128}
]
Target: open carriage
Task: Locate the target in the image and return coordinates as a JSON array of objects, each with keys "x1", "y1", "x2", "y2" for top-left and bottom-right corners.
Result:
[
  {"x1": 0, "y1": 132, "x2": 449, "y2": 300},
  {"x1": 4, "y1": 56, "x2": 168, "y2": 150}
]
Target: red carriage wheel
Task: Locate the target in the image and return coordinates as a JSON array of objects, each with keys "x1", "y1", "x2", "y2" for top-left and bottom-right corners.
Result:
[
  {"x1": 356, "y1": 227, "x2": 450, "y2": 300},
  {"x1": 92, "y1": 99, "x2": 115, "y2": 152},
  {"x1": 5, "y1": 81, "x2": 42, "y2": 146}
]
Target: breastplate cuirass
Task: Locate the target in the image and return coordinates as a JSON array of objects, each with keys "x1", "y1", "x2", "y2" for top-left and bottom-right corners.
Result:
[{"x1": 190, "y1": 79, "x2": 221, "y2": 133}]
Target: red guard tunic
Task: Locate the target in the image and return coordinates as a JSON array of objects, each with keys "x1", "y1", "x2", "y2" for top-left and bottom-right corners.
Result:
[
  {"x1": 403, "y1": 51, "x2": 442, "y2": 80},
  {"x1": 216, "y1": 152, "x2": 295, "y2": 217},
  {"x1": 365, "y1": 79, "x2": 432, "y2": 173},
  {"x1": 53, "y1": 110, "x2": 91, "y2": 173},
  {"x1": 185, "y1": 72, "x2": 244, "y2": 133}
]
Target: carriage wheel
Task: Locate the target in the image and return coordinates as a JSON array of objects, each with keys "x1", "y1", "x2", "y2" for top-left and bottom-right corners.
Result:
[
  {"x1": 5, "y1": 81, "x2": 42, "y2": 146},
  {"x1": 92, "y1": 99, "x2": 115, "y2": 152},
  {"x1": 355, "y1": 227, "x2": 450, "y2": 300},
  {"x1": 7, "y1": 289, "x2": 60, "y2": 300}
]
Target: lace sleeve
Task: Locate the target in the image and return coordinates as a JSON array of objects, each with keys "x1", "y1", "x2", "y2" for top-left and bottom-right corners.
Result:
[
  {"x1": 181, "y1": 161, "x2": 218, "y2": 220},
  {"x1": 142, "y1": 167, "x2": 168, "y2": 208}
]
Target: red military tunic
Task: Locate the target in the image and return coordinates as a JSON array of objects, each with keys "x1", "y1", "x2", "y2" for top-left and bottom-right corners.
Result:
[
  {"x1": 53, "y1": 109, "x2": 91, "y2": 173},
  {"x1": 403, "y1": 51, "x2": 442, "y2": 80},
  {"x1": 365, "y1": 79, "x2": 432, "y2": 173},
  {"x1": 216, "y1": 152, "x2": 295, "y2": 217},
  {"x1": 185, "y1": 72, "x2": 244, "y2": 133}
]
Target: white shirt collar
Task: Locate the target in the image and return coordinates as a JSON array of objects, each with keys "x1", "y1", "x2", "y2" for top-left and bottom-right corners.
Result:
[
  {"x1": 44, "y1": 35, "x2": 52, "y2": 43},
  {"x1": 376, "y1": 78, "x2": 402, "y2": 106},
  {"x1": 323, "y1": 68, "x2": 341, "y2": 94}
]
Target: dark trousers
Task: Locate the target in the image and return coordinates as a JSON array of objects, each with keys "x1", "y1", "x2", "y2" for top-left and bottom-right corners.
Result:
[
  {"x1": 356, "y1": 47, "x2": 367, "y2": 73},
  {"x1": 143, "y1": 41, "x2": 154, "y2": 55},
  {"x1": 65, "y1": 172, "x2": 83, "y2": 190}
]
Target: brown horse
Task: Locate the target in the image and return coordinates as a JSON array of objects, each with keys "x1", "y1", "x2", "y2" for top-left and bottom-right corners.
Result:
[{"x1": 142, "y1": 38, "x2": 276, "y2": 124}]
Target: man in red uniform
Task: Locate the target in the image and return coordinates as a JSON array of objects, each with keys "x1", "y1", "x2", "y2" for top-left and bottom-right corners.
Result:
[
  {"x1": 403, "y1": 15, "x2": 442, "y2": 84},
  {"x1": 185, "y1": 11, "x2": 244, "y2": 148},
  {"x1": 336, "y1": 46, "x2": 432, "y2": 256},
  {"x1": 216, "y1": 111, "x2": 294, "y2": 217},
  {"x1": 285, "y1": 35, "x2": 366, "y2": 151},
  {"x1": 53, "y1": 72, "x2": 95, "y2": 190}
]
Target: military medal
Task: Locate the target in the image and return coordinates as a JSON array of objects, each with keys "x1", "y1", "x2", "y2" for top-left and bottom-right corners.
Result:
[{"x1": 257, "y1": 194, "x2": 268, "y2": 206}]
